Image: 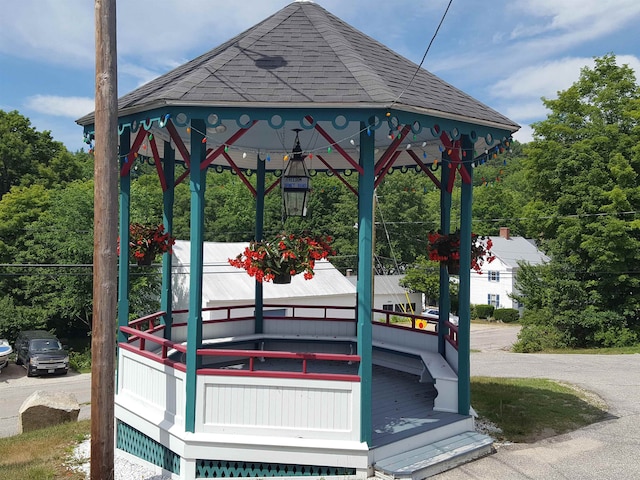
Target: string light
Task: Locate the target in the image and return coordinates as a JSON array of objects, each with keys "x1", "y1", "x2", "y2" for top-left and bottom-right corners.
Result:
[{"x1": 158, "y1": 114, "x2": 170, "y2": 128}]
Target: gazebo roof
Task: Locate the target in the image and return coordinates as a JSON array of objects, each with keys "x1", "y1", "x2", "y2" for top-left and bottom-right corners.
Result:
[
  {"x1": 78, "y1": 0, "x2": 518, "y2": 172},
  {"x1": 106, "y1": 1, "x2": 516, "y2": 130}
]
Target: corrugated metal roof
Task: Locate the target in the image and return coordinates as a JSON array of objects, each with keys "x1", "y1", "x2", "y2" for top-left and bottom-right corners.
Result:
[
  {"x1": 488, "y1": 236, "x2": 549, "y2": 268},
  {"x1": 172, "y1": 240, "x2": 356, "y2": 307},
  {"x1": 346, "y1": 274, "x2": 409, "y2": 296}
]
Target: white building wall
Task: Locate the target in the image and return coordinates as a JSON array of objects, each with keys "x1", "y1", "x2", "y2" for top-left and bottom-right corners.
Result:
[{"x1": 469, "y1": 258, "x2": 517, "y2": 309}]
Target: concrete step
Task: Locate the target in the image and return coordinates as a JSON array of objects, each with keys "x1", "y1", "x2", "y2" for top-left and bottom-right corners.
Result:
[{"x1": 373, "y1": 431, "x2": 494, "y2": 480}]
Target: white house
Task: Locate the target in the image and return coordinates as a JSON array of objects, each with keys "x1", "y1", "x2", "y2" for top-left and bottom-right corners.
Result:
[
  {"x1": 171, "y1": 240, "x2": 357, "y2": 319},
  {"x1": 469, "y1": 227, "x2": 549, "y2": 311}
]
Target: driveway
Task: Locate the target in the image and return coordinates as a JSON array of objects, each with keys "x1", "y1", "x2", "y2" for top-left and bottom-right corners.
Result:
[
  {"x1": 434, "y1": 323, "x2": 640, "y2": 479},
  {"x1": 0, "y1": 363, "x2": 91, "y2": 438}
]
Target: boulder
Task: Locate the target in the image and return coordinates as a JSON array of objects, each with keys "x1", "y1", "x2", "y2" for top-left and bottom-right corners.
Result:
[{"x1": 18, "y1": 390, "x2": 80, "y2": 433}]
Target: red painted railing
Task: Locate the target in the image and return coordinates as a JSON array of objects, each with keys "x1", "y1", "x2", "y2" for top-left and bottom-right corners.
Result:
[{"x1": 120, "y1": 304, "x2": 458, "y2": 380}]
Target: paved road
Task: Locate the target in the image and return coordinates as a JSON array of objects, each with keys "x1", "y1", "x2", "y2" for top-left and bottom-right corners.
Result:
[
  {"x1": 0, "y1": 363, "x2": 91, "y2": 437},
  {"x1": 435, "y1": 324, "x2": 640, "y2": 480}
]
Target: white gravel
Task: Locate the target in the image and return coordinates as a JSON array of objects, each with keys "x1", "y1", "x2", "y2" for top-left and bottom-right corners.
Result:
[{"x1": 70, "y1": 438, "x2": 173, "y2": 479}]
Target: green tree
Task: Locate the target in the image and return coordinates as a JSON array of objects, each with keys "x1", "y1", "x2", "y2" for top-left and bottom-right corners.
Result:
[
  {"x1": 0, "y1": 110, "x2": 69, "y2": 198},
  {"x1": 515, "y1": 54, "x2": 640, "y2": 350}
]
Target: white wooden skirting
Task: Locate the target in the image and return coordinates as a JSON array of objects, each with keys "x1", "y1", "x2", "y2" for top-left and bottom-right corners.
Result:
[{"x1": 196, "y1": 375, "x2": 361, "y2": 441}]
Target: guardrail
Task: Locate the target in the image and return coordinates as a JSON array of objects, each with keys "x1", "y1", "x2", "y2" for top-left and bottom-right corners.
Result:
[{"x1": 120, "y1": 304, "x2": 458, "y2": 379}]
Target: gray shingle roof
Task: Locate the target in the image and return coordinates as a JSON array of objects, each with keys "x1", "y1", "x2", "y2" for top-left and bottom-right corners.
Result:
[
  {"x1": 489, "y1": 236, "x2": 550, "y2": 269},
  {"x1": 107, "y1": 1, "x2": 518, "y2": 131}
]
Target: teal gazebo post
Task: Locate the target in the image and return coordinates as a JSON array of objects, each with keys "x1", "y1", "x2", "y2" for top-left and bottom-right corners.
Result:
[
  {"x1": 357, "y1": 120, "x2": 375, "y2": 445},
  {"x1": 254, "y1": 154, "x2": 266, "y2": 334},
  {"x1": 185, "y1": 119, "x2": 207, "y2": 432},
  {"x1": 438, "y1": 149, "x2": 452, "y2": 357},
  {"x1": 457, "y1": 134, "x2": 474, "y2": 415},
  {"x1": 117, "y1": 128, "x2": 131, "y2": 347},
  {"x1": 161, "y1": 141, "x2": 175, "y2": 337}
]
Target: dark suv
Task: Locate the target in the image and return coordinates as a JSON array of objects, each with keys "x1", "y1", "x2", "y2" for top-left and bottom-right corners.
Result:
[{"x1": 15, "y1": 330, "x2": 69, "y2": 377}]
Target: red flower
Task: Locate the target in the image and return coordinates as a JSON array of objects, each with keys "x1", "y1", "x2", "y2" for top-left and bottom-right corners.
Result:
[
  {"x1": 117, "y1": 223, "x2": 176, "y2": 264},
  {"x1": 228, "y1": 232, "x2": 335, "y2": 283},
  {"x1": 426, "y1": 230, "x2": 494, "y2": 273}
]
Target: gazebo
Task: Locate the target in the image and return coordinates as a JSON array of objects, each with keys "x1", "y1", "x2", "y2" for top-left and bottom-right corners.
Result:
[{"x1": 78, "y1": 1, "x2": 518, "y2": 478}]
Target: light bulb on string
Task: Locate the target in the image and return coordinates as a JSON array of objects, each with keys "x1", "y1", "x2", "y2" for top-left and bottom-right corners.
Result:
[
  {"x1": 266, "y1": 154, "x2": 271, "y2": 162},
  {"x1": 327, "y1": 146, "x2": 332, "y2": 153},
  {"x1": 159, "y1": 114, "x2": 170, "y2": 128},
  {"x1": 242, "y1": 152, "x2": 247, "y2": 159}
]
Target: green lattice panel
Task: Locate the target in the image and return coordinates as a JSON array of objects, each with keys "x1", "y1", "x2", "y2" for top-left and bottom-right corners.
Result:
[
  {"x1": 196, "y1": 459, "x2": 356, "y2": 478},
  {"x1": 116, "y1": 420, "x2": 180, "y2": 474}
]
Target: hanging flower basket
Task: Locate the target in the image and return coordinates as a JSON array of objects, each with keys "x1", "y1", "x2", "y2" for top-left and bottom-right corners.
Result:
[
  {"x1": 272, "y1": 272, "x2": 292, "y2": 284},
  {"x1": 118, "y1": 223, "x2": 176, "y2": 266},
  {"x1": 229, "y1": 232, "x2": 335, "y2": 283},
  {"x1": 426, "y1": 230, "x2": 494, "y2": 274}
]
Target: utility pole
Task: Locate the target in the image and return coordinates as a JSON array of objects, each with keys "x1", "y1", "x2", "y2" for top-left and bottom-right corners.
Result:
[{"x1": 92, "y1": 0, "x2": 118, "y2": 478}]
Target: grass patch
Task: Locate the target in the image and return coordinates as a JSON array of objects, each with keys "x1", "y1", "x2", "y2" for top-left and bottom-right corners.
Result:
[
  {"x1": 0, "y1": 419, "x2": 90, "y2": 479},
  {"x1": 542, "y1": 345, "x2": 640, "y2": 354},
  {"x1": 471, "y1": 377, "x2": 608, "y2": 443}
]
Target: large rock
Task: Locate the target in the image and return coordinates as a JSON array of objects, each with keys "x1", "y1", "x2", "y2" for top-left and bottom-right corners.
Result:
[{"x1": 18, "y1": 390, "x2": 80, "y2": 433}]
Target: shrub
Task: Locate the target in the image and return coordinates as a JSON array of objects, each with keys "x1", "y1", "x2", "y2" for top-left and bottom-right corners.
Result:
[
  {"x1": 69, "y1": 348, "x2": 92, "y2": 372},
  {"x1": 470, "y1": 304, "x2": 477, "y2": 319},
  {"x1": 475, "y1": 304, "x2": 495, "y2": 319},
  {"x1": 513, "y1": 324, "x2": 565, "y2": 352},
  {"x1": 494, "y1": 308, "x2": 520, "y2": 323}
]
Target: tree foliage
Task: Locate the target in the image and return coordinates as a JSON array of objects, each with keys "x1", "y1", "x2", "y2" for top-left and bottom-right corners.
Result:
[{"x1": 514, "y1": 54, "x2": 640, "y2": 350}]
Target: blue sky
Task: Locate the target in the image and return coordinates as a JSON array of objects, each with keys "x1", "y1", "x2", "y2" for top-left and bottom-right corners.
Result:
[{"x1": 1, "y1": 0, "x2": 639, "y2": 153}]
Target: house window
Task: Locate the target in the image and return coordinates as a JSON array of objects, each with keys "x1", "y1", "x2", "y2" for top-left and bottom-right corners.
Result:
[
  {"x1": 382, "y1": 303, "x2": 394, "y2": 311},
  {"x1": 488, "y1": 271, "x2": 500, "y2": 282},
  {"x1": 488, "y1": 294, "x2": 500, "y2": 308},
  {"x1": 394, "y1": 303, "x2": 416, "y2": 313}
]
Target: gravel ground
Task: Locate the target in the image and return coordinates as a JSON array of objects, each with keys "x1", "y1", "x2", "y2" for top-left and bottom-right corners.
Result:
[{"x1": 71, "y1": 439, "x2": 172, "y2": 479}]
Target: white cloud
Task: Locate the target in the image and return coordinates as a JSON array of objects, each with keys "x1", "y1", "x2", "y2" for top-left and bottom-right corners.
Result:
[
  {"x1": 512, "y1": 124, "x2": 534, "y2": 144},
  {"x1": 490, "y1": 57, "x2": 594, "y2": 100},
  {"x1": 25, "y1": 95, "x2": 94, "y2": 118}
]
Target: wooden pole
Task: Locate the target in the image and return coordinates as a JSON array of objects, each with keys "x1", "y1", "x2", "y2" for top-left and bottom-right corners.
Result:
[{"x1": 92, "y1": 0, "x2": 118, "y2": 478}]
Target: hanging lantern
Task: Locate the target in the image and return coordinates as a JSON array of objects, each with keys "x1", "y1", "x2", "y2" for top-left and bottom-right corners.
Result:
[{"x1": 282, "y1": 129, "x2": 310, "y2": 218}]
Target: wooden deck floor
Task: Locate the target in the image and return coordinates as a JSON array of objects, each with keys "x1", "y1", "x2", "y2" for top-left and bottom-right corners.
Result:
[{"x1": 215, "y1": 357, "x2": 464, "y2": 448}]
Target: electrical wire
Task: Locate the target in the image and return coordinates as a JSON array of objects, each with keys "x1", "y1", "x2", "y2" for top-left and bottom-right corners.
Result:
[{"x1": 387, "y1": 0, "x2": 454, "y2": 109}]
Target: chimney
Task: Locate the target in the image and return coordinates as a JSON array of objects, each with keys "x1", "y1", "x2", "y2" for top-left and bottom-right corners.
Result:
[{"x1": 499, "y1": 227, "x2": 510, "y2": 240}]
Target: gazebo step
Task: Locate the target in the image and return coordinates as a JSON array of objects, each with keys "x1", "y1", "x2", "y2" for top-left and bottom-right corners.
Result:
[{"x1": 373, "y1": 431, "x2": 494, "y2": 480}]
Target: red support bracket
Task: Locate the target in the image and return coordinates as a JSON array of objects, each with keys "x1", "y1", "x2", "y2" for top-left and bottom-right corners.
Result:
[
  {"x1": 374, "y1": 151, "x2": 401, "y2": 188},
  {"x1": 165, "y1": 120, "x2": 191, "y2": 169},
  {"x1": 316, "y1": 155, "x2": 358, "y2": 196},
  {"x1": 438, "y1": 131, "x2": 471, "y2": 192},
  {"x1": 375, "y1": 124, "x2": 412, "y2": 176},
  {"x1": 201, "y1": 121, "x2": 258, "y2": 171},
  {"x1": 265, "y1": 177, "x2": 281, "y2": 195},
  {"x1": 222, "y1": 151, "x2": 257, "y2": 197},
  {"x1": 120, "y1": 127, "x2": 148, "y2": 177},
  {"x1": 305, "y1": 116, "x2": 363, "y2": 175},
  {"x1": 406, "y1": 150, "x2": 441, "y2": 190},
  {"x1": 149, "y1": 137, "x2": 168, "y2": 192}
]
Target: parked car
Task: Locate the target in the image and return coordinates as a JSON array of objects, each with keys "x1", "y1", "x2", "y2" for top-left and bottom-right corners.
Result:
[
  {"x1": 421, "y1": 308, "x2": 459, "y2": 326},
  {"x1": 0, "y1": 338, "x2": 12, "y2": 372},
  {"x1": 14, "y1": 330, "x2": 69, "y2": 377}
]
